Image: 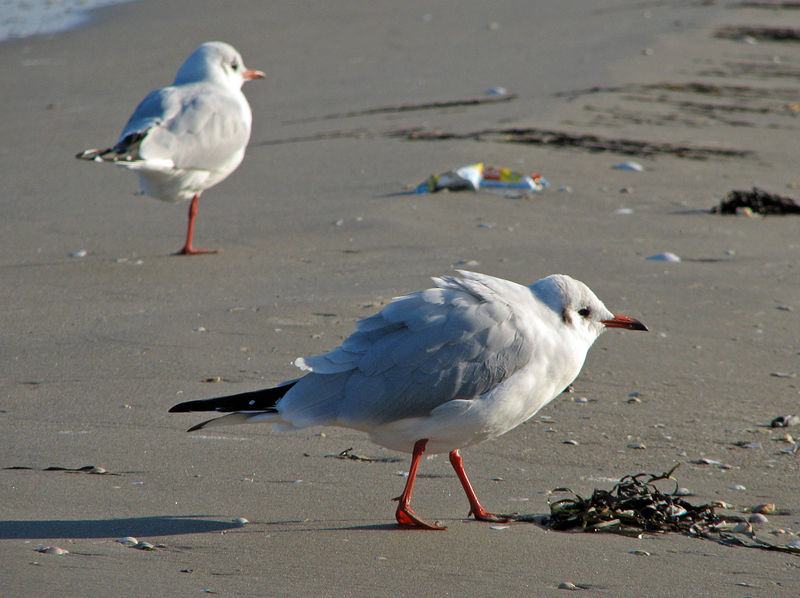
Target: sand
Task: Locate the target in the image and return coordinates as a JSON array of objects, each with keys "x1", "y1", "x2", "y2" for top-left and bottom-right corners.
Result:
[{"x1": 1, "y1": 1, "x2": 799, "y2": 596}]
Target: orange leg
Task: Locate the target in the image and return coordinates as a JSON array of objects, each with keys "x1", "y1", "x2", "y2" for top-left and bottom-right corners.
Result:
[
  {"x1": 449, "y1": 449, "x2": 511, "y2": 523},
  {"x1": 176, "y1": 194, "x2": 217, "y2": 255},
  {"x1": 394, "y1": 439, "x2": 446, "y2": 530}
]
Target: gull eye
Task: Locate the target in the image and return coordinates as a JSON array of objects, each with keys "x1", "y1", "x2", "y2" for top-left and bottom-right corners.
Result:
[
  {"x1": 578, "y1": 307, "x2": 591, "y2": 318},
  {"x1": 230, "y1": 61, "x2": 239, "y2": 71}
]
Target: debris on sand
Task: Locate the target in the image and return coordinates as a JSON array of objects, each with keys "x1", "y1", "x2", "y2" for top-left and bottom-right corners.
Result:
[
  {"x1": 711, "y1": 187, "x2": 800, "y2": 215},
  {"x1": 325, "y1": 448, "x2": 404, "y2": 463},
  {"x1": 517, "y1": 465, "x2": 800, "y2": 554},
  {"x1": 716, "y1": 25, "x2": 800, "y2": 43}
]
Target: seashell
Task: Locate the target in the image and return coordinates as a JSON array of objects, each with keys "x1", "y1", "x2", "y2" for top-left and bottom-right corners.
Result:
[
  {"x1": 116, "y1": 537, "x2": 139, "y2": 546},
  {"x1": 628, "y1": 549, "x2": 651, "y2": 556},
  {"x1": 627, "y1": 442, "x2": 646, "y2": 450},
  {"x1": 646, "y1": 252, "x2": 681, "y2": 262},
  {"x1": 732, "y1": 522, "x2": 752, "y2": 533},
  {"x1": 135, "y1": 541, "x2": 155, "y2": 550},
  {"x1": 70, "y1": 250, "x2": 87, "y2": 258},
  {"x1": 612, "y1": 160, "x2": 644, "y2": 172},
  {"x1": 563, "y1": 439, "x2": 579, "y2": 446},
  {"x1": 748, "y1": 513, "x2": 768, "y2": 524},
  {"x1": 558, "y1": 582, "x2": 579, "y2": 591},
  {"x1": 673, "y1": 487, "x2": 693, "y2": 497},
  {"x1": 615, "y1": 208, "x2": 634, "y2": 215},
  {"x1": 771, "y1": 414, "x2": 800, "y2": 428},
  {"x1": 711, "y1": 500, "x2": 735, "y2": 509},
  {"x1": 753, "y1": 503, "x2": 776, "y2": 514},
  {"x1": 665, "y1": 504, "x2": 687, "y2": 518},
  {"x1": 35, "y1": 546, "x2": 69, "y2": 555},
  {"x1": 232, "y1": 517, "x2": 249, "y2": 525},
  {"x1": 729, "y1": 484, "x2": 747, "y2": 491}
]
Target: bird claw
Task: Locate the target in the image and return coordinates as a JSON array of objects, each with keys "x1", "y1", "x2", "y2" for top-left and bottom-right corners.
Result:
[
  {"x1": 469, "y1": 508, "x2": 516, "y2": 524},
  {"x1": 174, "y1": 247, "x2": 219, "y2": 256},
  {"x1": 395, "y1": 506, "x2": 447, "y2": 530}
]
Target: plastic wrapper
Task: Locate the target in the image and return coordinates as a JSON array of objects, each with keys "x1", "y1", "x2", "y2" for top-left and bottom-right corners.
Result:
[{"x1": 413, "y1": 163, "x2": 548, "y2": 194}]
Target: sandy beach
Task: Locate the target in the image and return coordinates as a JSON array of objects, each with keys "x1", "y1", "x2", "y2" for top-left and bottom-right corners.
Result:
[{"x1": 2, "y1": 1, "x2": 799, "y2": 595}]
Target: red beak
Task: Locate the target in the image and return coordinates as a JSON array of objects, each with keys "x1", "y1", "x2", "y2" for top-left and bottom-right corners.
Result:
[
  {"x1": 602, "y1": 314, "x2": 648, "y2": 331},
  {"x1": 243, "y1": 68, "x2": 266, "y2": 81}
]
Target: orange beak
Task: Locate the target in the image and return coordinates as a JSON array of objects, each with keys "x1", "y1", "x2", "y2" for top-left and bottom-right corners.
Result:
[
  {"x1": 243, "y1": 68, "x2": 266, "y2": 81},
  {"x1": 602, "y1": 314, "x2": 648, "y2": 331}
]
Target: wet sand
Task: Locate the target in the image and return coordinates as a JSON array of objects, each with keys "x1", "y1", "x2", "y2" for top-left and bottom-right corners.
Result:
[{"x1": 1, "y1": 1, "x2": 799, "y2": 595}]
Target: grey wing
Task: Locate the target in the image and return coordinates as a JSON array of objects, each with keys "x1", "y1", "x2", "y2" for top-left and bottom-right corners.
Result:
[
  {"x1": 117, "y1": 83, "x2": 251, "y2": 171},
  {"x1": 290, "y1": 272, "x2": 535, "y2": 428}
]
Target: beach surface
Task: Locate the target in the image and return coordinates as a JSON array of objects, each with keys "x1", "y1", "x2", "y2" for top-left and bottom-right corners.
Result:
[{"x1": 1, "y1": 1, "x2": 799, "y2": 596}]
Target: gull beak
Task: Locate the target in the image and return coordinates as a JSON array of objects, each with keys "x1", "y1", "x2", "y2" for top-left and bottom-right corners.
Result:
[
  {"x1": 243, "y1": 68, "x2": 266, "y2": 81},
  {"x1": 602, "y1": 314, "x2": 648, "y2": 331}
]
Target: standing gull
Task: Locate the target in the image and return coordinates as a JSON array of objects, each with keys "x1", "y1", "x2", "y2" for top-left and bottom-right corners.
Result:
[
  {"x1": 170, "y1": 271, "x2": 647, "y2": 529},
  {"x1": 76, "y1": 41, "x2": 265, "y2": 255}
]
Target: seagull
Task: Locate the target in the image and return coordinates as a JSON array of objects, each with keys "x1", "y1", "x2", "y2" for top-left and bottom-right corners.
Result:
[
  {"x1": 170, "y1": 271, "x2": 647, "y2": 529},
  {"x1": 76, "y1": 41, "x2": 265, "y2": 255}
]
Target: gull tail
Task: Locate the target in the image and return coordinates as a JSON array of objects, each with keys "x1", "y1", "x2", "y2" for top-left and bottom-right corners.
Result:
[
  {"x1": 169, "y1": 379, "x2": 298, "y2": 432},
  {"x1": 76, "y1": 131, "x2": 147, "y2": 163}
]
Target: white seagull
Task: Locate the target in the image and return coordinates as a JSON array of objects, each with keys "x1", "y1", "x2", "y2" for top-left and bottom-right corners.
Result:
[
  {"x1": 76, "y1": 41, "x2": 265, "y2": 255},
  {"x1": 170, "y1": 271, "x2": 647, "y2": 529}
]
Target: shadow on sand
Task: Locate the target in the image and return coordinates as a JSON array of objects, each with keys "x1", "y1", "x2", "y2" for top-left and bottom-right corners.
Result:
[{"x1": 0, "y1": 515, "x2": 239, "y2": 539}]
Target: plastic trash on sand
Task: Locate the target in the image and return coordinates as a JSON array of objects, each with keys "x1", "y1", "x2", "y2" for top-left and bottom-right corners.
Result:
[{"x1": 413, "y1": 163, "x2": 548, "y2": 194}]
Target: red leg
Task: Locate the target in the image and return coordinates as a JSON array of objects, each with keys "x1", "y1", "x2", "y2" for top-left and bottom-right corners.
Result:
[
  {"x1": 449, "y1": 449, "x2": 511, "y2": 523},
  {"x1": 393, "y1": 439, "x2": 446, "y2": 530},
  {"x1": 176, "y1": 194, "x2": 217, "y2": 255}
]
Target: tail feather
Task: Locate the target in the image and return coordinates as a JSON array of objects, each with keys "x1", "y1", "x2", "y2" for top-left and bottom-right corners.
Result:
[
  {"x1": 170, "y1": 379, "x2": 298, "y2": 414},
  {"x1": 76, "y1": 131, "x2": 147, "y2": 162}
]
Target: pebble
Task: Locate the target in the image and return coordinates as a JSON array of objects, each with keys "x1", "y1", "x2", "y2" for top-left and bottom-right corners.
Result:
[
  {"x1": 673, "y1": 487, "x2": 694, "y2": 497},
  {"x1": 615, "y1": 208, "x2": 634, "y2": 215},
  {"x1": 558, "y1": 582, "x2": 579, "y2": 591},
  {"x1": 628, "y1": 549, "x2": 651, "y2": 556},
  {"x1": 232, "y1": 517, "x2": 249, "y2": 525},
  {"x1": 35, "y1": 546, "x2": 69, "y2": 555},
  {"x1": 748, "y1": 513, "x2": 769, "y2": 524},
  {"x1": 645, "y1": 252, "x2": 681, "y2": 262},
  {"x1": 612, "y1": 160, "x2": 644, "y2": 172},
  {"x1": 487, "y1": 86, "x2": 506, "y2": 95}
]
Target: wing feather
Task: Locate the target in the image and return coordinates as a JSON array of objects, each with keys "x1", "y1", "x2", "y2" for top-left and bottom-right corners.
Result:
[{"x1": 280, "y1": 272, "x2": 536, "y2": 428}]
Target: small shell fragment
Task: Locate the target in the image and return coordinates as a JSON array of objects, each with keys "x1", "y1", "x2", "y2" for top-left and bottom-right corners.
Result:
[
  {"x1": 232, "y1": 517, "x2": 249, "y2": 525},
  {"x1": 612, "y1": 160, "x2": 644, "y2": 172},
  {"x1": 645, "y1": 252, "x2": 681, "y2": 262},
  {"x1": 558, "y1": 582, "x2": 579, "y2": 591},
  {"x1": 753, "y1": 503, "x2": 776, "y2": 514},
  {"x1": 628, "y1": 549, "x2": 651, "y2": 556},
  {"x1": 35, "y1": 546, "x2": 69, "y2": 555},
  {"x1": 116, "y1": 536, "x2": 139, "y2": 546},
  {"x1": 134, "y1": 541, "x2": 155, "y2": 550},
  {"x1": 748, "y1": 513, "x2": 769, "y2": 524},
  {"x1": 729, "y1": 484, "x2": 747, "y2": 491}
]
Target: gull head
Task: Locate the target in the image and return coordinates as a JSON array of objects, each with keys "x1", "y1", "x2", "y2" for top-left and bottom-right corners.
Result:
[
  {"x1": 174, "y1": 41, "x2": 265, "y2": 89},
  {"x1": 530, "y1": 274, "x2": 647, "y2": 344}
]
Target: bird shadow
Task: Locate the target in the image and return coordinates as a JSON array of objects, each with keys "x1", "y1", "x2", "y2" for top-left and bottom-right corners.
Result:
[{"x1": 0, "y1": 515, "x2": 239, "y2": 540}]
